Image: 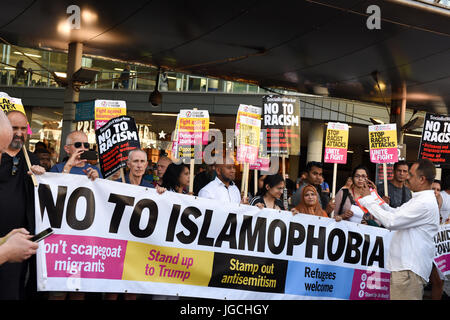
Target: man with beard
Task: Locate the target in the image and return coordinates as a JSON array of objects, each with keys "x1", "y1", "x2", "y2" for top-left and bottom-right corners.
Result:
[
  {"x1": 198, "y1": 155, "x2": 247, "y2": 204},
  {"x1": 0, "y1": 111, "x2": 45, "y2": 299}
]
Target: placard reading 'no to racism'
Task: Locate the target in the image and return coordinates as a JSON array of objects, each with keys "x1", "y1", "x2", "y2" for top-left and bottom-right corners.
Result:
[
  {"x1": 418, "y1": 113, "x2": 450, "y2": 167},
  {"x1": 34, "y1": 173, "x2": 392, "y2": 300},
  {"x1": 262, "y1": 95, "x2": 301, "y2": 156},
  {"x1": 95, "y1": 116, "x2": 140, "y2": 178}
]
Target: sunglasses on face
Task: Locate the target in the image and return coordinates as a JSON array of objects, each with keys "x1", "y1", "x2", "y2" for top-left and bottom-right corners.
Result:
[
  {"x1": 70, "y1": 142, "x2": 90, "y2": 149},
  {"x1": 11, "y1": 156, "x2": 19, "y2": 176}
]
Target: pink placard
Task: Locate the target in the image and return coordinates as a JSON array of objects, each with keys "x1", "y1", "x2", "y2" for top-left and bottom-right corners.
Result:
[
  {"x1": 43, "y1": 234, "x2": 127, "y2": 280},
  {"x1": 324, "y1": 147, "x2": 347, "y2": 164},
  {"x1": 370, "y1": 148, "x2": 398, "y2": 164},
  {"x1": 349, "y1": 269, "x2": 390, "y2": 300}
]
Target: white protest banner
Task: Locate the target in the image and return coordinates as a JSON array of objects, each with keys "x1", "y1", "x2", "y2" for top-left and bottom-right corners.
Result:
[
  {"x1": 35, "y1": 173, "x2": 392, "y2": 300},
  {"x1": 434, "y1": 224, "x2": 450, "y2": 278}
]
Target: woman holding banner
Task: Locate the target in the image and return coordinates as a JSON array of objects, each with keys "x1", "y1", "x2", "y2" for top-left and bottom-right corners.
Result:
[
  {"x1": 292, "y1": 185, "x2": 328, "y2": 218},
  {"x1": 333, "y1": 165, "x2": 381, "y2": 226},
  {"x1": 250, "y1": 174, "x2": 285, "y2": 210},
  {"x1": 161, "y1": 163, "x2": 190, "y2": 194}
]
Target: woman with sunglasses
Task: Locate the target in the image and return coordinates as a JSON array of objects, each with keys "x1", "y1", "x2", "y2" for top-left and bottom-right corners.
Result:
[{"x1": 49, "y1": 131, "x2": 101, "y2": 181}]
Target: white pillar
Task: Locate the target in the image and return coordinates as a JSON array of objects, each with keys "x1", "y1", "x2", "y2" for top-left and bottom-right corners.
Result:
[{"x1": 306, "y1": 121, "x2": 324, "y2": 163}]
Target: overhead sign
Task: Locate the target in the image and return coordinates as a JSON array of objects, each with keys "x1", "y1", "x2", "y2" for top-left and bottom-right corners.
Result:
[
  {"x1": 34, "y1": 173, "x2": 393, "y2": 300},
  {"x1": 95, "y1": 116, "x2": 140, "y2": 178},
  {"x1": 324, "y1": 122, "x2": 349, "y2": 164},
  {"x1": 262, "y1": 95, "x2": 301, "y2": 156},
  {"x1": 368, "y1": 124, "x2": 398, "y2": 164},
  {"x1": 418, "y1": 113, "x2": 450, "y2": 167}
]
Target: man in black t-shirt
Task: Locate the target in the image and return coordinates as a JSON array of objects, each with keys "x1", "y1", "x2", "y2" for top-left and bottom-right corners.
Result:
[
  {"x1": 0, "y1": 111, "x2": 45, "y2": 300},
  {"x1": 377, "y1": 161, "x2": 412, "y2": 208}
]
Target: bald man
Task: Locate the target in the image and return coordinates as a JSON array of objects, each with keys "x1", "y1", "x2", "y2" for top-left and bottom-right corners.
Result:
[
  {"x1": 50, "y1": 130, "x2": 101, "y2": 180},
  {"x1": 0, "y1": 111, "x2": 44, "y2": 299},
  {"x1": 0, "y1": 112, "x2": 38, "y2": 266},
  {"x1": 155, "y1": 155, "x2": 172, "y2": 186}
]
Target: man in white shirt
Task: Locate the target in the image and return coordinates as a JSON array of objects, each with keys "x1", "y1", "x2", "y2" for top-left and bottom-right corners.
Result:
[
  {"x1": 198, "y1": 156, "x2": 246, "y2": 204},
  {"x1": 437, "y1": 175, "x2": 450, "y2": 223},
  {"x1": 359, "y1": 159, "x2": 439, "y2": 300}
]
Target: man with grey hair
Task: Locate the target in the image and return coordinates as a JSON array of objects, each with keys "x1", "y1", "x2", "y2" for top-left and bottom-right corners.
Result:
[
  {"x1": 0, "y1": 110, "x2": 44, "y2": 299},
  {"x1": 122, "y1": 149, "x2": 153, "y2": 187},
  {"x1": 50, "y1": 130, "x2": 101, "y2": 180}
]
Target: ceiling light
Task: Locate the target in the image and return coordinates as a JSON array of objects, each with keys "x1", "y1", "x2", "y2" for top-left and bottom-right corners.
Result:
[
  {"x1": 54, "y1": 72, "x2": 67, "y2": 78},
  {"x1": 13, "y1": 51, "x2": 41, "y2": 58}
]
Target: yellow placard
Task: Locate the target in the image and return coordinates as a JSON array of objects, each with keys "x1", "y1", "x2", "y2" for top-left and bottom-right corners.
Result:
[
  {"x1": 325, "y1": 129, "x2": 348, "y2": 149},
  {"x1": 369, "y1": 130, "x2": 397, "y2": 149},
  {"x1": 122, "y1": 242, "x2": 214, "y2": 286},
  {"x1": 178, "y1": 117, "x2": 209, "y2": 132}
]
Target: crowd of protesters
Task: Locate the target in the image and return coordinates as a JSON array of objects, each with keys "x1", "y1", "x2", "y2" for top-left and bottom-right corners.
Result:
[{"x1": 0, "y1": 111, "x2": 449, "y2": 300}]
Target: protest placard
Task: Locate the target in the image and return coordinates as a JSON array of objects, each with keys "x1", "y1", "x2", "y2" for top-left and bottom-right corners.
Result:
[
  {"x1": 176, "y1": 109, "x2": 209, "y2": 159},
  {"x1": 324, "y1": 123, "x2": 349, "y2": 165},
  {"x1": 262, "y1": 95, "x2": 301, "y2": 156},
  {"x1": 35, "y1": 173, "x2": 392, "y2": 300},
  {"x1": 434, "y1": 224, "x2": 450, "y2": 278},
  {"x1": 0, "y1": 92, "x2": 36, "y2": 185},
  {"x1": 368, "y1": 124, "x2": 398, "y2": 164},
  {"x1": 324, "y1": 122, "x2": 349, "y2": 199},
  {"x1": 95, "y1": 116, "x2": 140, "y2": 179},
  {"x1": 94, "y1": 100, "x2": 127, "y2": 130},
  {"x1": 235, "y1": 104, "x2": 262, "y2": 164},
  {"x1": 418, "y1": 113, "x2": 450, "y2": 167},
  {"x1": 369, "y1": 124, "x2": 398, "y2": 196}
]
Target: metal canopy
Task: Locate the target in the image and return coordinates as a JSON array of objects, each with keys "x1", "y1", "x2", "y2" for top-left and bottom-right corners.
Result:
[{"x1": 1, "y1": 0, "x2": 449, "y2": 114}]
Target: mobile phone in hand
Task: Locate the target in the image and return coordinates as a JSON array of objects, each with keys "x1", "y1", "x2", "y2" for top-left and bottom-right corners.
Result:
[
  {"x1": 30, "y1": 228, "x2": 54, "y2": 242},
  {"x1": 80, "y1": 150, "x2": 98, "y2": 161}
]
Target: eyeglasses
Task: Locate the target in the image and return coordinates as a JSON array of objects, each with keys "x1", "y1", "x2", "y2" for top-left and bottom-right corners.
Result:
[
  {"x1": 69, "y1": 142, "x2": 90, "y2": 149},
  {"x1": 11, "y1": 156, "x2": 19, "y2": 176},
  {"x1": 354, "y1": 174, "x2": 368, "y2": 180}
]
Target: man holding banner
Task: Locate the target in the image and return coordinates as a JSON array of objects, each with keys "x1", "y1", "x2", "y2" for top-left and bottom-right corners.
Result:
[
  {"x1": 0, "y1": 111, "x2": 45, "y2": 299},
  {"x1": 50, "y1": 131, "x2": 101, "y2": 181},
  {"x1": 198, "y1": 156, "x2": 243, "y2": 204},
  {"x1": 359, "y1": 159, "x2": 439, "y2": 300}
]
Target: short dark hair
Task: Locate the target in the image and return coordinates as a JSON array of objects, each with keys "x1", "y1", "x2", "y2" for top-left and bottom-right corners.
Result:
[
  {"x1": 161, "y1": 163, "x2": 189, "y2": 190},
  {"x1": 393, "y1": 160, "x2": 409, "y2": 171},
  {"x1": 259, "y1": 174, "x2": 285, "y2": 197},
  {"x1": 305, "y1": 161, "x2": 322, "y2": 173},
  {"x1": 351, "y1": 165, "x2": 370, "y2": 180},
  {"x1": 415, "y1": 159, "x2": 435, "y2": 184}
]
